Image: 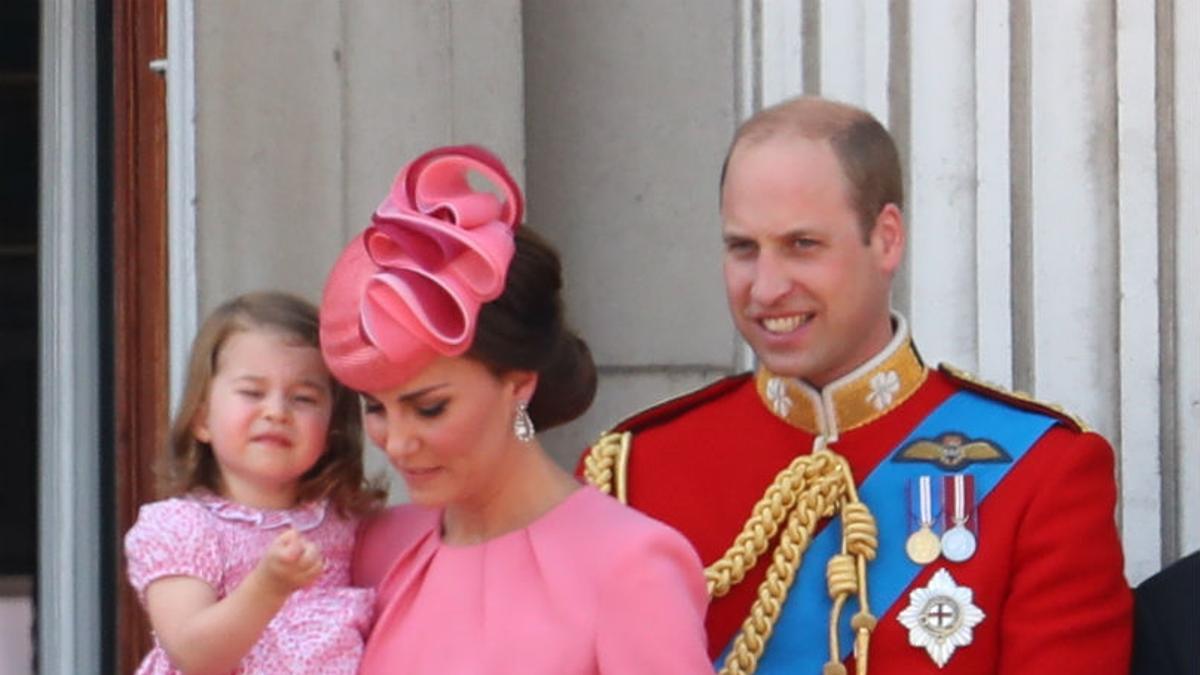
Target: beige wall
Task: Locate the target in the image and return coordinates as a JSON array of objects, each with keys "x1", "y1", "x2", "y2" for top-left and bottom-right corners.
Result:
[
  {"x1": 194, "y1": 0, "x2": 524, "y2": 500},
  {"x1": 194, "y1": 0, "x2": 738, "y2": 472},
  {"x1": 523, "y1": 0, "x2": 739, "y2": 464},
  {"x1": 195, "y1": 0, "x2": 524, "y2": 313}
]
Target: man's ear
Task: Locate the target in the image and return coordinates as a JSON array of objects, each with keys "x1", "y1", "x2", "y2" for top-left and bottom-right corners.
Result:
[{"x1": 872, "y1": 203, "x2": 906, "y2": 275}]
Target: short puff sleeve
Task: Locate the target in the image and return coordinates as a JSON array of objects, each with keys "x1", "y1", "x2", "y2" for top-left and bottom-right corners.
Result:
[
  {"x1": 596, "y1": 522, "x2": 714, "y2": 674},
  {"x1": 124, "y1": 499, "x2": 224, "y2": 604}
]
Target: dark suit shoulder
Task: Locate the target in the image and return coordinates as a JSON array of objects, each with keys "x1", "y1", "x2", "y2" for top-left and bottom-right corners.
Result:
[{"x1": 1131, "y1": 551, "x2": 1200, "y2": 675}]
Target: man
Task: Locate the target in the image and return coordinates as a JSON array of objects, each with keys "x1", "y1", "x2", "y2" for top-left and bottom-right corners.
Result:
[
  {"x1": 1130, "y1": 550, "x2": 1199, "y2": 674},
  {"x1": 579, "y1": 97, "x2": 1131, "y2": 674}
]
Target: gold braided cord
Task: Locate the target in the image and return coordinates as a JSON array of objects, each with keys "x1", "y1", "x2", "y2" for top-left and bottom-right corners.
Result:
[
  {"x1": 582, "y1": 432, "x2": 630, "y2": 503},
  {"x1": 825, "y1": 554, "x2": 858, "y2": 674},
  {"x1": 826, "y1": 494, "x2": 878, "y2": 675},
  {"x1": 615, "y1": 433, "x2": 631, "y2": 504},
  {"x1": 706, "y1": 451, "x2": 847, "y2": 597},
  {"x1": 585, "y1": 431, "x2": 879, "y2": 674},
  {"x1": 841, "y1": 500, "x2": 879, "y2": 675},
  {"x1": 713, "y1": 445, "x2": 879, "y2": 675},
  {"x1": 826, "y1": 554, "x2": 858, "y2": 595},
  {"x1": 720, "y1": 489, "x2": 825, "y2": 674}
]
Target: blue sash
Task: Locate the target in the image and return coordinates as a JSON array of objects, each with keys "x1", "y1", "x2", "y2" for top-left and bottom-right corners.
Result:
[{"x1": 716, "y1": 390, "x2": 1057, "y2": 672}]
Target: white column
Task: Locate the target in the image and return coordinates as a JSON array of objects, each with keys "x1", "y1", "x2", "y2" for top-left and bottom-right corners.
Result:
[
  {"x1": 39, "y1": 0, "x2": 102, "y2": 672},
  {"x1": 974, "y1": 1, "x2": 1014, "y2": 387},
  {"x1": 818, "y1": 0, "x2": 865, "y2": 105},
  {"x1": 908, "y1": 0, "x2": 978, "y2": 370},
  {"x1": 1115, "y1": 0, "x2": 1163, "y2": 582},
  {"x1": 166, "y1": 0, "x2": 198, "y2": 412},
  {"x1": 1028, "y1": 0, "x2": 1119, "y2": 439},
  {"x1": 814, "y1": 0, "x2": 890, "y2": 120},
  {"x1": 760, "y1": 0, "x2": 804, "y2": 106},
  {"x1": 860, "y1": 0, "x2": 891, "y2": 123},
  {"x1": 1175, "y1": 0, "x2": 1200, "y2": 556}
]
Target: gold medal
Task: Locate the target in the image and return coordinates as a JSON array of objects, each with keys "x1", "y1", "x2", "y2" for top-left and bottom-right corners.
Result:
[
  {"x1": 906, "y1": 525, "x2": 942, "y2": 564},
  {"x1": 906, "y1": 475, "x2": 941, "y2": 564}
]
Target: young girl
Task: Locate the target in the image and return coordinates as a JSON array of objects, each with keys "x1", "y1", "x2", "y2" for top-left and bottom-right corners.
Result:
[{"x1": 124, "y1": 291, "x2": 385, "y2": 674}]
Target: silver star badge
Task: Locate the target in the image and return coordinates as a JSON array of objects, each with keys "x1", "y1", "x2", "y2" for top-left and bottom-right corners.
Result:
[{"x1": 897, "y1": 568, "x2": 985, "y2": 667}]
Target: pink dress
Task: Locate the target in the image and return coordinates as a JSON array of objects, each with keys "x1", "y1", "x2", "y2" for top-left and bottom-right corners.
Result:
[
  {"x1": 124, "y1": 493, "x2": 373, "y2": 674},
  {"x1": 354, "y1": 486, "x2": 714, "y2": 674}
]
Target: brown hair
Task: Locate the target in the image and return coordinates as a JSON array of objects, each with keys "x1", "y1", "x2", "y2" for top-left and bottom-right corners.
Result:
[
  {"x1": 721, "y1": 96, "x2": 904, "y2": 241},
  {"x1": 159, "y1": 291, "x2": 385, "y2": 517},
  {"x1": 469, "y1": 227, "x2": 597, "y2": 430}
]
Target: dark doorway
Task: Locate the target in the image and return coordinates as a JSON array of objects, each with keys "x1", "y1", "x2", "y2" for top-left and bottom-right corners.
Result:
[{"x1": 0, "y1": 2, "x2": 39, "y2": 673}]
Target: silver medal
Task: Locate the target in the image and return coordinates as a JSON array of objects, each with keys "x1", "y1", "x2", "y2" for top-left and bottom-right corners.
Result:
[
  {"x1": 941, "y1": 525, "x2": 976, "y2": 562},
  {"x1": 940, "y1": 474, "x2": 976, "y2": 562}
]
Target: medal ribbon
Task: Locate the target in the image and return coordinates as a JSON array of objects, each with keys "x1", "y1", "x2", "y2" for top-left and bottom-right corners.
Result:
[
  {"x1": 718, "y1": 390, "x2": 1057, "y2": 673},
  {"x1": 919, "y1": 476, "x2": 934, "y2": 527},
  {"x1": 945, "y1": 474, "x2": 975, "y2": 530}
]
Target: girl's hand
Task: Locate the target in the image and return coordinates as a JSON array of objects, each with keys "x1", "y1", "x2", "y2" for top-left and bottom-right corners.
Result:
[
  {"x1": 139, "y1": 530, "x2": 324, "y2": 674},
  {"x1": 259, "y1": 528, "x2": 325, "y2": 597}
]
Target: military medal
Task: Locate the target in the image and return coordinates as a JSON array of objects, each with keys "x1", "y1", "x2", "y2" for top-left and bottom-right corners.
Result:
[
  {"x1": 906, "y1": 475, "x2": 941, "y2": 564},
  {"x1": 940, "y1": 474, "x2": 977, "y2": 563},
  {"x1": 897, "y1": 568, "x2": 986, "y2": 667}
]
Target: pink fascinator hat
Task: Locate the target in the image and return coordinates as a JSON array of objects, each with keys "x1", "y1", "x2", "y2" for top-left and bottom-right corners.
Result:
[{"x1": 320, "y1": 145, "x2": 523, "y2": 392}]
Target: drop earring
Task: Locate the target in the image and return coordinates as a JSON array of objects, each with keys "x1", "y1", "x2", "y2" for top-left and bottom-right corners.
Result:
[{"x1": 513, "y1": 400, "x2": 535, "y2": 442}]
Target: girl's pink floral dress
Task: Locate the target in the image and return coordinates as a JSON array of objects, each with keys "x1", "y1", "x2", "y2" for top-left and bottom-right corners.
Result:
[{"x1": 124, "y1": 493, "x2": 373, "y2": 674}]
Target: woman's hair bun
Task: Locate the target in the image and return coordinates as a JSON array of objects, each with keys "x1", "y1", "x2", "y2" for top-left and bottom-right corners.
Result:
[
  {"x1": 527, "y1": 332, "x2": 596, "y2": 430},
  {"x1": 469, "y1": 227, "x2": 597, "y2": 430}
]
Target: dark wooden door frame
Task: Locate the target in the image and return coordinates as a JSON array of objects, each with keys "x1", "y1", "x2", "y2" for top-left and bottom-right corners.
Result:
[{"x1": 112, "y1": 0, "x2": 168, "y2": 671}]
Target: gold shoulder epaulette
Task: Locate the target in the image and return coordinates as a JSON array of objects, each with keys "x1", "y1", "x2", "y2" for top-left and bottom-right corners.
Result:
[
  {"x1": 938, "y1": 363, "x2": 1091, "y2": 433},
  {"x1": 582, "y1": 431, "x2": 631, "y2": 504},
  {"x1": 579, "y1": 374, "x2": 750, "y2": 506}
]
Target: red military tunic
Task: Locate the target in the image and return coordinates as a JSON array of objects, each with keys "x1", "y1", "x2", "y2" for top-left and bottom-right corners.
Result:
[{"x1": 580, "y1": 321, "x2": 1131, "y2": 674}]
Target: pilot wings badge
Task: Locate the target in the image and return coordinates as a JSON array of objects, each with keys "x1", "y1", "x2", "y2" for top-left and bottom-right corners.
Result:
[{"x1": 894, "y1": 432, "x2": 1010, "y2": 471}]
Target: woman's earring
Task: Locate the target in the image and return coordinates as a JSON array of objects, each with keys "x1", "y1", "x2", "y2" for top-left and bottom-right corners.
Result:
[{"x1": 513, "y1": 401, "x2": 535, "y2": 442}]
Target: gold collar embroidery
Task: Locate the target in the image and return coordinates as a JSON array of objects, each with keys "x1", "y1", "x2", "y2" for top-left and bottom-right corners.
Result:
[{"x1": 754, "y1": 314, "x2": 928, "y2": 438}]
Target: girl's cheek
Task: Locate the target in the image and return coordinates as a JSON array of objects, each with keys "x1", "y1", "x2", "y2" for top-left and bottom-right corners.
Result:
[{"x1": 363, "y1": 417, "x2": 386, "y2": 448}]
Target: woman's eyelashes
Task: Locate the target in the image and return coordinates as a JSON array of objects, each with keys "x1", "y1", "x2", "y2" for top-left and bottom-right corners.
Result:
[
  {"x1": 360, "y1": 397, "x2": 447, "y2": 419},
  {"x1": 414, "y1": 399, "x2": 448, "y2": 419}
]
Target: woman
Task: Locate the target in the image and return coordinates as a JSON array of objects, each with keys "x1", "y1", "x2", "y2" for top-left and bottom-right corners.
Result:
[{"x1": 319, "y1": 145, "x2": 713, "y2": 673}]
